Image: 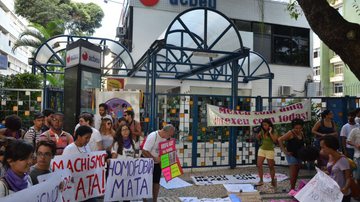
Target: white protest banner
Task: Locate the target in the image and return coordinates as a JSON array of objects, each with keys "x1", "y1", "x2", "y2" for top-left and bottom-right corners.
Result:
[
  {"x1": 104, "y1": 158, "x2": 154, "y2": 201},
  {"x1": 295, "y1": 168, "x2": 343, "y2": 202},
  {"x1": 38, "y1": 169, "x2": 75, "y2": 202},
  {"x1": 191, "y1": 173, "x2": 287, "y2": 185},
  {"x1": 51, "y1": 151, "x2": 107, "y2": 201},
  {"x1": 207, "y1": 100, "x2": 311, "y2": 126},
  {"x1": 1, "y1": 173, "x2": 62, "y2": 202}
]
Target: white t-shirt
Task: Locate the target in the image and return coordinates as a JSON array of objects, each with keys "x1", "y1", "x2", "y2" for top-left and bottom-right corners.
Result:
[
  {"x1": 340, "y1": 123, "x2": 358, "y2": 148},
  {"x1": 88, "y1": 128, "x2": 102, "y2": 151},
  {"x1": 63, "y1": 143, "x2": 91, "y2": 155},
  {"x1": 111, "y1": 141, "x2": 136, "y2": 159},
  {"x1": 143, "y1": 130, "x2": 167, "y2": 159},
  {"x1": 94, "y1": 114, "x2": 113, "y2": 130},
  {"x1": 349, "y1": 127, "x2": 360, "y2": 158}
]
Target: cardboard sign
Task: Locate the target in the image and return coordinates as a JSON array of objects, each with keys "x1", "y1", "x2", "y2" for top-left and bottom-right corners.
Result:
[
  {"x1": 37, "y1": 170, "x2": 75, "y2": 202},
  {"x1": 1, "y1": 173, "x2": 62, "y2": 202},
  {"x1": 207, "y1": 100, "x2": 311, "y2": 126},
  {"x1": 191, "y1": 173, "x2": 288, "y2": 185},
  {"x1": 51, "y1": 151, "x2": 107, "y2": 201},
  {"x1": 295, "y1": 168, "x2": 343, "y2": 202},
  {"x1": 159, "y1": 139, "x2": 183, "y2": 182},
  {"x1": 104, "y1": 158, "x2": 154, "y2": 201}
]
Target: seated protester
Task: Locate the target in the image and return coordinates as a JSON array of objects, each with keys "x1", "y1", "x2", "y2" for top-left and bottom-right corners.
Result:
[
  {"x1": 63, "y1": 126, "x2": 92, "y2": 155},
  {"x1": 320, "y1": 135, "x2": 352, "y2": 202},
  {"x1": 0, "y1": 115, "x2": 25, "y2": 139},
  {"x1": 23, "y1": 112, "x2": 45, "y2": 147},
  {"x1": 111, "y1": 125, "x2": 135, "y2": 159},
  {"x1": 29, "y1": 141, "x2": 56, "y2": 185},
  {"x1": 39, "y1": 113, "x2": 73, "y2": 155},
  {"x1": 0, "y1": 140, "x2": 34, "y2": 197}
]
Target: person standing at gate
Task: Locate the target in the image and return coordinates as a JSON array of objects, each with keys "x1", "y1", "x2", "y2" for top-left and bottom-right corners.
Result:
[
  {"x1": 41, "y1": 108, "x2": 54, "y2": 132},
  {"x1": 39, "y1": 113, "x2": 73, "y2": 155},
  {"x1": 278, "y1": 118, "x2": 305, "y2": 190},
  {"x1": 340, "y1": 110, "x2": 357, "y2": 159},
  {"x1": 256, "y1": 119, "x2": 278, "y2": 187},
  {"x1": 23, "y1": 112, "x2": 45, "y2": 147},
  {"x1": 124, "y1": 110, "x2": 142, "y2": 154},
  {"x1": 312, "y1": 109, "x2": 337, "y2": 168},
  {"x1": 94, "y1": 103, "x2": 113, "y2": 130},
  {"x1": 0, "y1": 115, "x2": 25, "y2": 139},
  {"x1": 142, "y1": 124, "x2": 175, "y2": 201}
]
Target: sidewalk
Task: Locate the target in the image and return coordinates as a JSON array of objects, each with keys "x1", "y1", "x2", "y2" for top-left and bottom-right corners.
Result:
[{"x1": 158, "y1": 165, "x2": 316, "y2": 201}]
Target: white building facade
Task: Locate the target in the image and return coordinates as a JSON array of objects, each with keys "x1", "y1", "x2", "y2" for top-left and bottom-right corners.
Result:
[
  {"x1": 120, "y1": 0, "x2": 313, "y2": 98},
  {"x1": 0, "y1": 0, "x2": 31, "y2": 75}
]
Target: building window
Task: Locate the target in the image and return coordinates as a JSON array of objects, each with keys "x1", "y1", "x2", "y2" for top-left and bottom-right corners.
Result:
[
  {"x1": 252, "y1": 22, "x2": 310, "y2": 66},
  {"x1": 334, "y1": 63, "x2": 343, "y2": 75},
  {"x1": 334, "y1": 83, "x2": 343, "y2": 93},
  {"x1": 233, "y1": 19, "x2": 251, "y2": 32},
  {"x1": 8, "y1": 40, "x2": 11, "y2": 47},
  {"x1": 314, "y1": 48, "x2": 319, "y2": 58},
  {"x1": 313, "y1": 66, "x2": 320, "y2": 76}
]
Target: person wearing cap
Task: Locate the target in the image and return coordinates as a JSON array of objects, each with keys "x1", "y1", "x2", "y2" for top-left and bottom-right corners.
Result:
[{"x1": 23, "y1": 112, "x2": 45, "y2": 147}]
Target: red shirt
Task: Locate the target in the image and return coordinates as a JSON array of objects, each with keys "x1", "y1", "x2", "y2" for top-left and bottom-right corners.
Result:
[{"x1": 39, "y1": 129, "x2": 74, "y2": 155}]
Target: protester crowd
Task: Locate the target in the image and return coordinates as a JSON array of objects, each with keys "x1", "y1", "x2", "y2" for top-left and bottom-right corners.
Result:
[{"x1": 0, "y1": 103, "x2": 359, "y2": 202}]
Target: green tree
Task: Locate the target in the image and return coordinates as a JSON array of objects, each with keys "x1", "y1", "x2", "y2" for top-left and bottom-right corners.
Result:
[
  {"x1": 12, "y1": 21, "x2": 65, "y2": 88},
  {"x1": 14, "y1": 0, "x2": 104, "y2": 35},
  {"x1": 2, "y1": 72, "x2": 42, "y2": 89},
  {"x1": 291, "y1": 0, "x2": 360, "y2": 80}
]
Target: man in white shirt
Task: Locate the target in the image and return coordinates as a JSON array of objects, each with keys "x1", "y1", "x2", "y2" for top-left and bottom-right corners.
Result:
[
  {"x1": 142, "y1": 124, "x2": 175, "y2": 202},
  {"x1": 340, "y1": 111, "x2": 358, "y2": 159},
  {"x1": 94, "y1": 103, "x2": 113, "y2": 130},
  {"x1": 348, "y1": 112, "x2": 360, "y2": 185}
]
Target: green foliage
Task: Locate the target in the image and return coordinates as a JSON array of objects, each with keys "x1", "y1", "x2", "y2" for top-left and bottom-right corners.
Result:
[
  {"x1": 286, "y1": 1, "x2": 302, "y2": 20},
  {"x1": 2, "y1": 72, "x2": 42, "y2": 89},
  {"x1": 14, "y1": 0, "x2": 104, "y2": 35}
]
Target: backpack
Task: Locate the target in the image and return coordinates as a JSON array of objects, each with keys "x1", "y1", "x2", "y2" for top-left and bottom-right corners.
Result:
[{"x1": 0, "y1": 178, "x2": 9, "y2": 196}]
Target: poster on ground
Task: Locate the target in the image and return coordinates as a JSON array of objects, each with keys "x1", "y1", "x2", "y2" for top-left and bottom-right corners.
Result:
[
  {"x1": 191, "y1": 173, "x2": 288, "y2": 185},
  {"x1": 159, "y1": 139, "x2": 183, "y2": 182},
  {"x1": 51, "y1": 151, "x2": 107, "y2": 201},
  {"x1": 104, "y1": 158, "x2": 154, "y2": 201},
  {"x1": 207, "y1": 100, "x2": 311, "y2": 126}
]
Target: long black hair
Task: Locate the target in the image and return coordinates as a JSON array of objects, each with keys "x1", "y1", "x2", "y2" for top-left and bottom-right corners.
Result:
[
  {"x1": 260, "y1": 118, "x2": 274, "y2": 133},
  {"x1": 3, "y1": 139, "x2": 34, "y2": 169},
  {"x1": 114, "y1": 124, "x2": 135, "y2": 155}
]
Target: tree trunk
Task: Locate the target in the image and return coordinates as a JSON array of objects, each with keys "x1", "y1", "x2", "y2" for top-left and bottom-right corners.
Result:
[{"x1": 297, "y1": 0, "x2": 360, "y2": 80}]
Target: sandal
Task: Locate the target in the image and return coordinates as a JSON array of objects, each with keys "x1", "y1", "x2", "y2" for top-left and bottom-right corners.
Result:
[{"x1": 255, "y1": 181, "x2": 264, "y2": 186}]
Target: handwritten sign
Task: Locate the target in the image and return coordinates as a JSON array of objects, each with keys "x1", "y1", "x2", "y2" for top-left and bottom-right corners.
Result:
[
  {"x1": 207, "y1": 100, "x2": 311, "y2": 126},
  {"x1": 2, "y1": 173, "x2": 62, "y2": 202},
  {"x1": 192, "y1": 173, "x2": 288, "y2": 185},
  {"x1": 104, "y1": 158, "x2": 154, "y2": 201},
  {"x1": 51, "y1": 151, "x2": 107, "y2": 201},
  {"x1": 37, "y1": 170, "x2": 75, "y2": 202},
  {"x1": 295, "y1": 168, "x2": 343, "y2": 202},
  {"x1": 159, "y1": 139, "x2": 183, "y2": 182}
]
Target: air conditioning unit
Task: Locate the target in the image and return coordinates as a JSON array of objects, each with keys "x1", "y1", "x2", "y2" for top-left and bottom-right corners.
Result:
[
  {"x1": 278, "y1": 85, "x2": 292, "y2": 96},
  {"x1": 116, "y1": 27, "x2": 126, "y2": 37}
]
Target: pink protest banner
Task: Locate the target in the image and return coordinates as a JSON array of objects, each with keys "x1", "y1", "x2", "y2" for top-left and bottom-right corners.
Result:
[
  {"x1": 159, "y1": 139, "x2": 183, "y2": 182},
  {"x1": 51, "y1": 151, "x2": 107, "y2": 202},
  {"x1": 207, "y1": 100, "x2": 311, "y2": 126}
]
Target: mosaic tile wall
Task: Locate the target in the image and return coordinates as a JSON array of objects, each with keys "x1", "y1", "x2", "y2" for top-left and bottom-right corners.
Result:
[{"x1": 157, "y1": 95, "x2": 292, "y2": 168}]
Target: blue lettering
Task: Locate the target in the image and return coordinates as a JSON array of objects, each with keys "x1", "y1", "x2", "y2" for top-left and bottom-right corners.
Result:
[
  {"x1": 111, "y1": 179, "x2": 124, "y2": 198},
  {"x1": 126, "y1": 179, "x2": 133, "y2": 197},
  {"x1": 140, "y1": 178, "x2": 149, "y2": 195},
  {"x1": 169, "y1": 0, "x2": 216, "y2": 9}
]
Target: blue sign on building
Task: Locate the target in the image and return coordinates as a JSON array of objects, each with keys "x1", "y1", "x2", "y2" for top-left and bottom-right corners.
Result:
[
  {"x1": 169, "y1": 0, "x2": 216, "y2": 9},
  {"x1": 0, "y1": 55, "x2": 8, "y2": 70}
]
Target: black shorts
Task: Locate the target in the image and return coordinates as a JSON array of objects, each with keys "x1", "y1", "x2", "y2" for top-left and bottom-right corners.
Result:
[{"x1": 153, "y1": 163, "x2": 161, "y2": 184}]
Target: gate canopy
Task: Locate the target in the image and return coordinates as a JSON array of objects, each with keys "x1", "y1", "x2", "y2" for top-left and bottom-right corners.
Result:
[
  {"x1": 128, "y1": 7, "x2": 252, "y2": 81},
  {"x1": 31, "y1": 35, "x2": 134, "y2": 77}
]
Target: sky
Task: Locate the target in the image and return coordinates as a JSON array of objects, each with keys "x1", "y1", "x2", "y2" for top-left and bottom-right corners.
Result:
[{"x1": 75, "y1": 0, "x2": 125, "y2": 39}]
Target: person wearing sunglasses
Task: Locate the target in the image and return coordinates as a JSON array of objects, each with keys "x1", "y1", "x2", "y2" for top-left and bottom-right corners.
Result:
[
  {"x1": 100, "y1": 118, "x2": 115, "y2": 152},
  {"x1": 29, "y1": 141, "x2": 56, "y2": 185}
]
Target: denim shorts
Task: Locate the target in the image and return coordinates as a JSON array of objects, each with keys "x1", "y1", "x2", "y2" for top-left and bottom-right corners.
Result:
[{"x1": 286, "y1": 155, "x2": 302, "y2": 165}]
